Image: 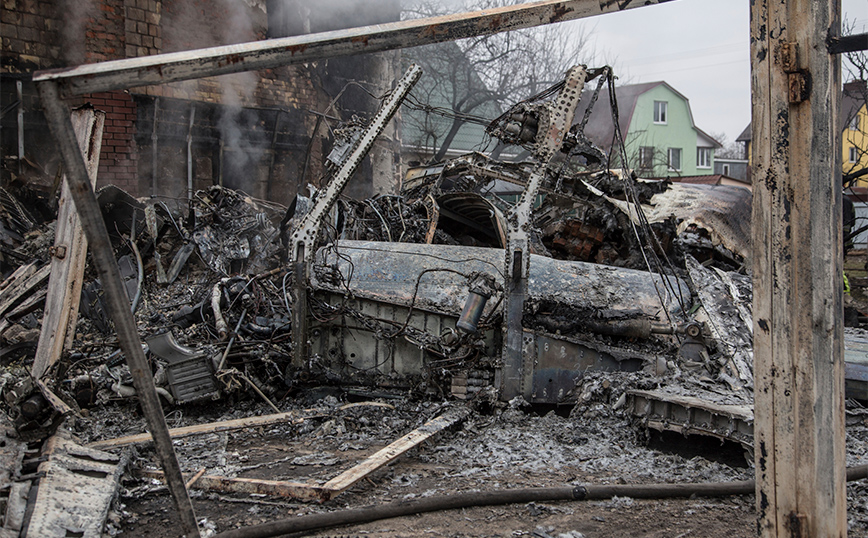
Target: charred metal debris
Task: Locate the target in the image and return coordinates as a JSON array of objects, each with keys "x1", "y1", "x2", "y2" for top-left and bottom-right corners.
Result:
[{"x1": 1, "y1": 64, "x2": 867, "y2": 536}]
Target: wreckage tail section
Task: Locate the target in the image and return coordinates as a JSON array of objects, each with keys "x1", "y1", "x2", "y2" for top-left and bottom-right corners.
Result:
[{"x1": 288, "y1": 64, "x2": 423, "y2": 375}]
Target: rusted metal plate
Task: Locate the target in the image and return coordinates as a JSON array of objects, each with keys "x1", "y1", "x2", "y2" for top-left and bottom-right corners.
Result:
[
  {"x1": 24, "y1": 430, "x2": 127, "y2": 538},
  {"x1": 530, "y1": 333, "x2": 643, "y2": 404},
  {"x1": 627, "y1": 389, "x2": 754, "y2": 451}
]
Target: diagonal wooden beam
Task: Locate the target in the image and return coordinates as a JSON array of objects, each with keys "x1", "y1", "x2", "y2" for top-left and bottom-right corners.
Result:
[{"x1": 32, "y1": 0, "x2": 673, "y2": 97}]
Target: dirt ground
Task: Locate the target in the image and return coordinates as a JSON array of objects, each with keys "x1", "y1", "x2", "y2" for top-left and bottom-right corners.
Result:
[{"x1": 71, "y1": 384, "x2": 868, "y2": 538}]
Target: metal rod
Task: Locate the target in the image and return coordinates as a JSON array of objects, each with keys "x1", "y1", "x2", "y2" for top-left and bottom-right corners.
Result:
[
  {"x1": 16, "y1": 80, "x2": 24, "y2": 176},
  {"x1": 35, "y1": 80, "x2": 201, "y2": 538},
  {"x1": 151, "y1": 97, "x2": 159, "y2": 196},
  {"x1": 32, "y1": 0, "x2": 669, "y2": 97},
  {"x1": 187, "y1": 104, "x2": 196, "y2": 201},
  {"x1": 217, "y1": 308, "x2": 247, "y2": 371},
  {"x1": 288, "y1": 64, "x2": 422, "y2": 370}
]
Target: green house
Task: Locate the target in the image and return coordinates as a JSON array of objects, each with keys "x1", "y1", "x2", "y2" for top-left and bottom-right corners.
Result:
[{"x1": 578, "y1": 81, "x2": 720, "y2": 177}]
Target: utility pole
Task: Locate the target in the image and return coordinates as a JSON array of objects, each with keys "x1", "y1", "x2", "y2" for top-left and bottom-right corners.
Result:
[{"x1": 750, "y1": 0, "x2": 846, "y2": 536}]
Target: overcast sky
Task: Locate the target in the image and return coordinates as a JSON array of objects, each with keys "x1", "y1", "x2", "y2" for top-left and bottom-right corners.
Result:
[{"x1": 570, "y1": 0, "x2": 867, "y2": 145}]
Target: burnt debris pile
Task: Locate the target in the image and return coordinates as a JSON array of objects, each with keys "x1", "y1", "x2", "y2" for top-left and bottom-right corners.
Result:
[{"x1": 1, "y1": 64, "x2": 867, "y2": 537}]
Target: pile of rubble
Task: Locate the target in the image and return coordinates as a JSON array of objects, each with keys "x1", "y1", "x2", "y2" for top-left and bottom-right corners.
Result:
[{"x1": 0, "y1": 65, "x2": 866, "y2": 537}]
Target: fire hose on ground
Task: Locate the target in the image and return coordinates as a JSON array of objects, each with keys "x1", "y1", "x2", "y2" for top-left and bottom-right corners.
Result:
[{"x1": 213, "y1": 464, "x2": 868, "y2": 538}]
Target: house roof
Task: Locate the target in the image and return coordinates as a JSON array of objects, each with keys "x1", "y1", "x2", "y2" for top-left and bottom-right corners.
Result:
[
  {"x1": 575, "y1": 80, "x2": 720, "y2": 151},
  {"x1": 736, "y1": 123, "x2": 751, "y2": 142},
  {"x1": 843, "y1": 80, "x2": 867, "y2": 126}
]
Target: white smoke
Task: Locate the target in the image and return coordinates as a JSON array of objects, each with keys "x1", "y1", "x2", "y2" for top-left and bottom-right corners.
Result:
[{"x1": 58, "y1": 0, "x2": 98, "y2": 64}]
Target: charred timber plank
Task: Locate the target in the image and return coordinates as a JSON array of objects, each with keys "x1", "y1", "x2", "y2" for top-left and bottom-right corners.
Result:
[
  {"x1": 34, "y1": 378, "x2": 73, "y2": 415},
  {"x1": 87, "y1": 410, "x2": 317, "y2": 450},
  {"x1": 32, "y1": 0, "x2": 671, "y2": 97},
  {"x1": 32, "y1": 109, "x2": 104, "y2": 380},
  {"x1": 0, "y1": 265, "x2": 50, "y2": 318},
  {"x1": 0, "y1": 262, "x2": 36, "y2": 293},
  {"x1": 25, "y1": 430, "x2": 127, "y2": 538},
  {"x1": 321, "y1": 408, "x2": 468, "y2": 499},
  {"x1": 5, "y1": 288, "x2": 47, "y2": 321},
  {"x1": 750, "y1": 0, "x2": 846, "y2": 536},
  {"x1": 141, "y1": 470, "x2": 329, "y2": 503}
]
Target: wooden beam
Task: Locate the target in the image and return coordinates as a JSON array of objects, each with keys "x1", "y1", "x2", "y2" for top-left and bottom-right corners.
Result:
[
  {"x1": 36, "y1": 81, "x2": 201, "y2": 538},
  {"x1": 32, "y1": 108, "x2": 105, "y2": 380},
  {"x1": 140, "y1": 470, "x2": 330, "y2": 503},
  {"x1": 750, "y1": 0, "x2": 846, "y2": 536},
  {"x1": 0, "y1": 263, "x2": 50, "y2": 318},
  {"x1": 31, "y1": 0, "x2": 673, "y2": 97},
  {"x1": 321, "y1": 408, "x2": 468, "y2": 498},
  {"x1": 87, "y1": 410, "x2": 316, "y2": 450}
]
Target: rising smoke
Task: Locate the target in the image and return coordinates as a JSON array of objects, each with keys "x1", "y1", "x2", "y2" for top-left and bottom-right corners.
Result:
[
  {"x1": 161, "y1": 0, "x2": 265, "y2": 193},
  {"x1": 58, "y1": 0, "x2": 98, "y2": 65}
]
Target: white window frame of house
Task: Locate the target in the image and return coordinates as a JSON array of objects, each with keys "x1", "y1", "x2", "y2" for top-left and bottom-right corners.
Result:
[
  {"x1": 638, "y1": 146, "x2": 654, "y2": 169},
  {"x1": 722, "y1": 164, "x2": 731, "y2": 176},
  {"x1": 667, "y1": 147, "x2": 681, "y2": 172},
  {"x1": 697, "y1": 147, "x2": 712, "y2": 169},
  {"x1": 850, "y1": 147, "x2": 858, "y2": 163},
  {"x1": 654, "y1": 101, "x2": 668, "y2": 124},
  {"x1": 849, "y1": 115, "x2": 860, "y2": 131}
]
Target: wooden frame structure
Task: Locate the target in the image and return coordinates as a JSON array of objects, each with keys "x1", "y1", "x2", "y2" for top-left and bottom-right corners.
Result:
[{"x1": 30, "y1": 0, "x2": 854, "y2": 535}]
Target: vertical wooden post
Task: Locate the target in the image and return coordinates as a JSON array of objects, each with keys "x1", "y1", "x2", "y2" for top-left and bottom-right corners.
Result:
[
  {"x1": 32, "y1": 108, "x2": 105, "y2": 380},
  {"x1": 750, "y1": 0, "x2": 846, "y2": 536}
]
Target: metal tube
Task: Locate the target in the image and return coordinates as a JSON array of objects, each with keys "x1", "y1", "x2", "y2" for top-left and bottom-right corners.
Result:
[
  {"x1": 16, "y1": 80, "x2": 23, "y2": 176},
  {"x1": 151, "y1": 97, "x2": 159, "y2": 196},
  {"x1": 35, "y1": 81, "x2": 201, "y2": 538},
  {"x1": 186, "y1": 104, "x2": 196, "y2": 201},
  {"x1": 32, "y1": 0, "x2": 670, "y2": 97}
]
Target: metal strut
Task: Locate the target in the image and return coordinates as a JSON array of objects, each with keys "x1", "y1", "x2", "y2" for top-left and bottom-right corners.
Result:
[
  {"x1": 289, "y1": 64, "x2": 423, "y2": 372},
  {"x1": 500, "y1": 66, "x2": 588, "y2": 400}
]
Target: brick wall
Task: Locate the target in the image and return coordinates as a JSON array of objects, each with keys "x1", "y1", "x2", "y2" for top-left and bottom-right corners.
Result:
[
  {"x1": 87, "y1": 92, "x2": 138, "y2": 193},
  {"x1": 1, "y1": 0, "x2": 336, "y2": 201},
  {"x1": 0, "y1": 0, "x2": 63, "y2": 71}
]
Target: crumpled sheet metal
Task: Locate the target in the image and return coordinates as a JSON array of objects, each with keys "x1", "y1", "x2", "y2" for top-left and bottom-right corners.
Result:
[
  {"x1": 592, "y1": 181, "x2": 752, "y2": 263},
  {"x1": 312, "y1": 240, "x2": 686, "y2": 320},
  {"x1": 648, "y1": 184, "x2": 752, "y2": 262},
  {"x1": 24, "y1": 429, "x2": 127, "y2": 538}
]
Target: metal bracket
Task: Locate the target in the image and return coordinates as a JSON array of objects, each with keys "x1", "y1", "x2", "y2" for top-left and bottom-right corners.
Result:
[
  {"x1": 500, "y1": 66, "x2": 588, "y2": 400},
  {"x1": 781, "y1": 42, "x2": 810, "y2": 104}
]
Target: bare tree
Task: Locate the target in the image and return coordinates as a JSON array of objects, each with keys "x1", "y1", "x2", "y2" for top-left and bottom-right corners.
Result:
[
  {"x1": 402, "y1": 0, "x2": 594, "y2": 162},
  {"x1": 709, "y1": 131, "x2": 743, "y2": 160}
]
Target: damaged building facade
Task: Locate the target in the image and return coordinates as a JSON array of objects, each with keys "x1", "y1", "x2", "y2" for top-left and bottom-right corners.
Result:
[
  {"x1": 1, "y1": 0, "x2": 402, "y2": 207},
  {"x1": 0, "y1": 0, "x2": 866, "y2": 537}
]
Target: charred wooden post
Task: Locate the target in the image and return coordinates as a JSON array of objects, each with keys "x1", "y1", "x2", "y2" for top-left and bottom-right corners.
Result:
[
  {"x1": 32, "y1": 108, "x2": 104, "y2": 381},
  {"x1": 34, "y1": 81, "x2": 202, "y2": 538},
  {"x1": 750, "y1": 0, "x2": 845, "y2": 535}
]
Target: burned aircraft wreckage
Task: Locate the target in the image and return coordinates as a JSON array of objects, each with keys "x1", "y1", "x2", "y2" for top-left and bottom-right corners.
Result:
[{"x1": 1, "y1": 61, "x2": 867, "y2": 535}]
